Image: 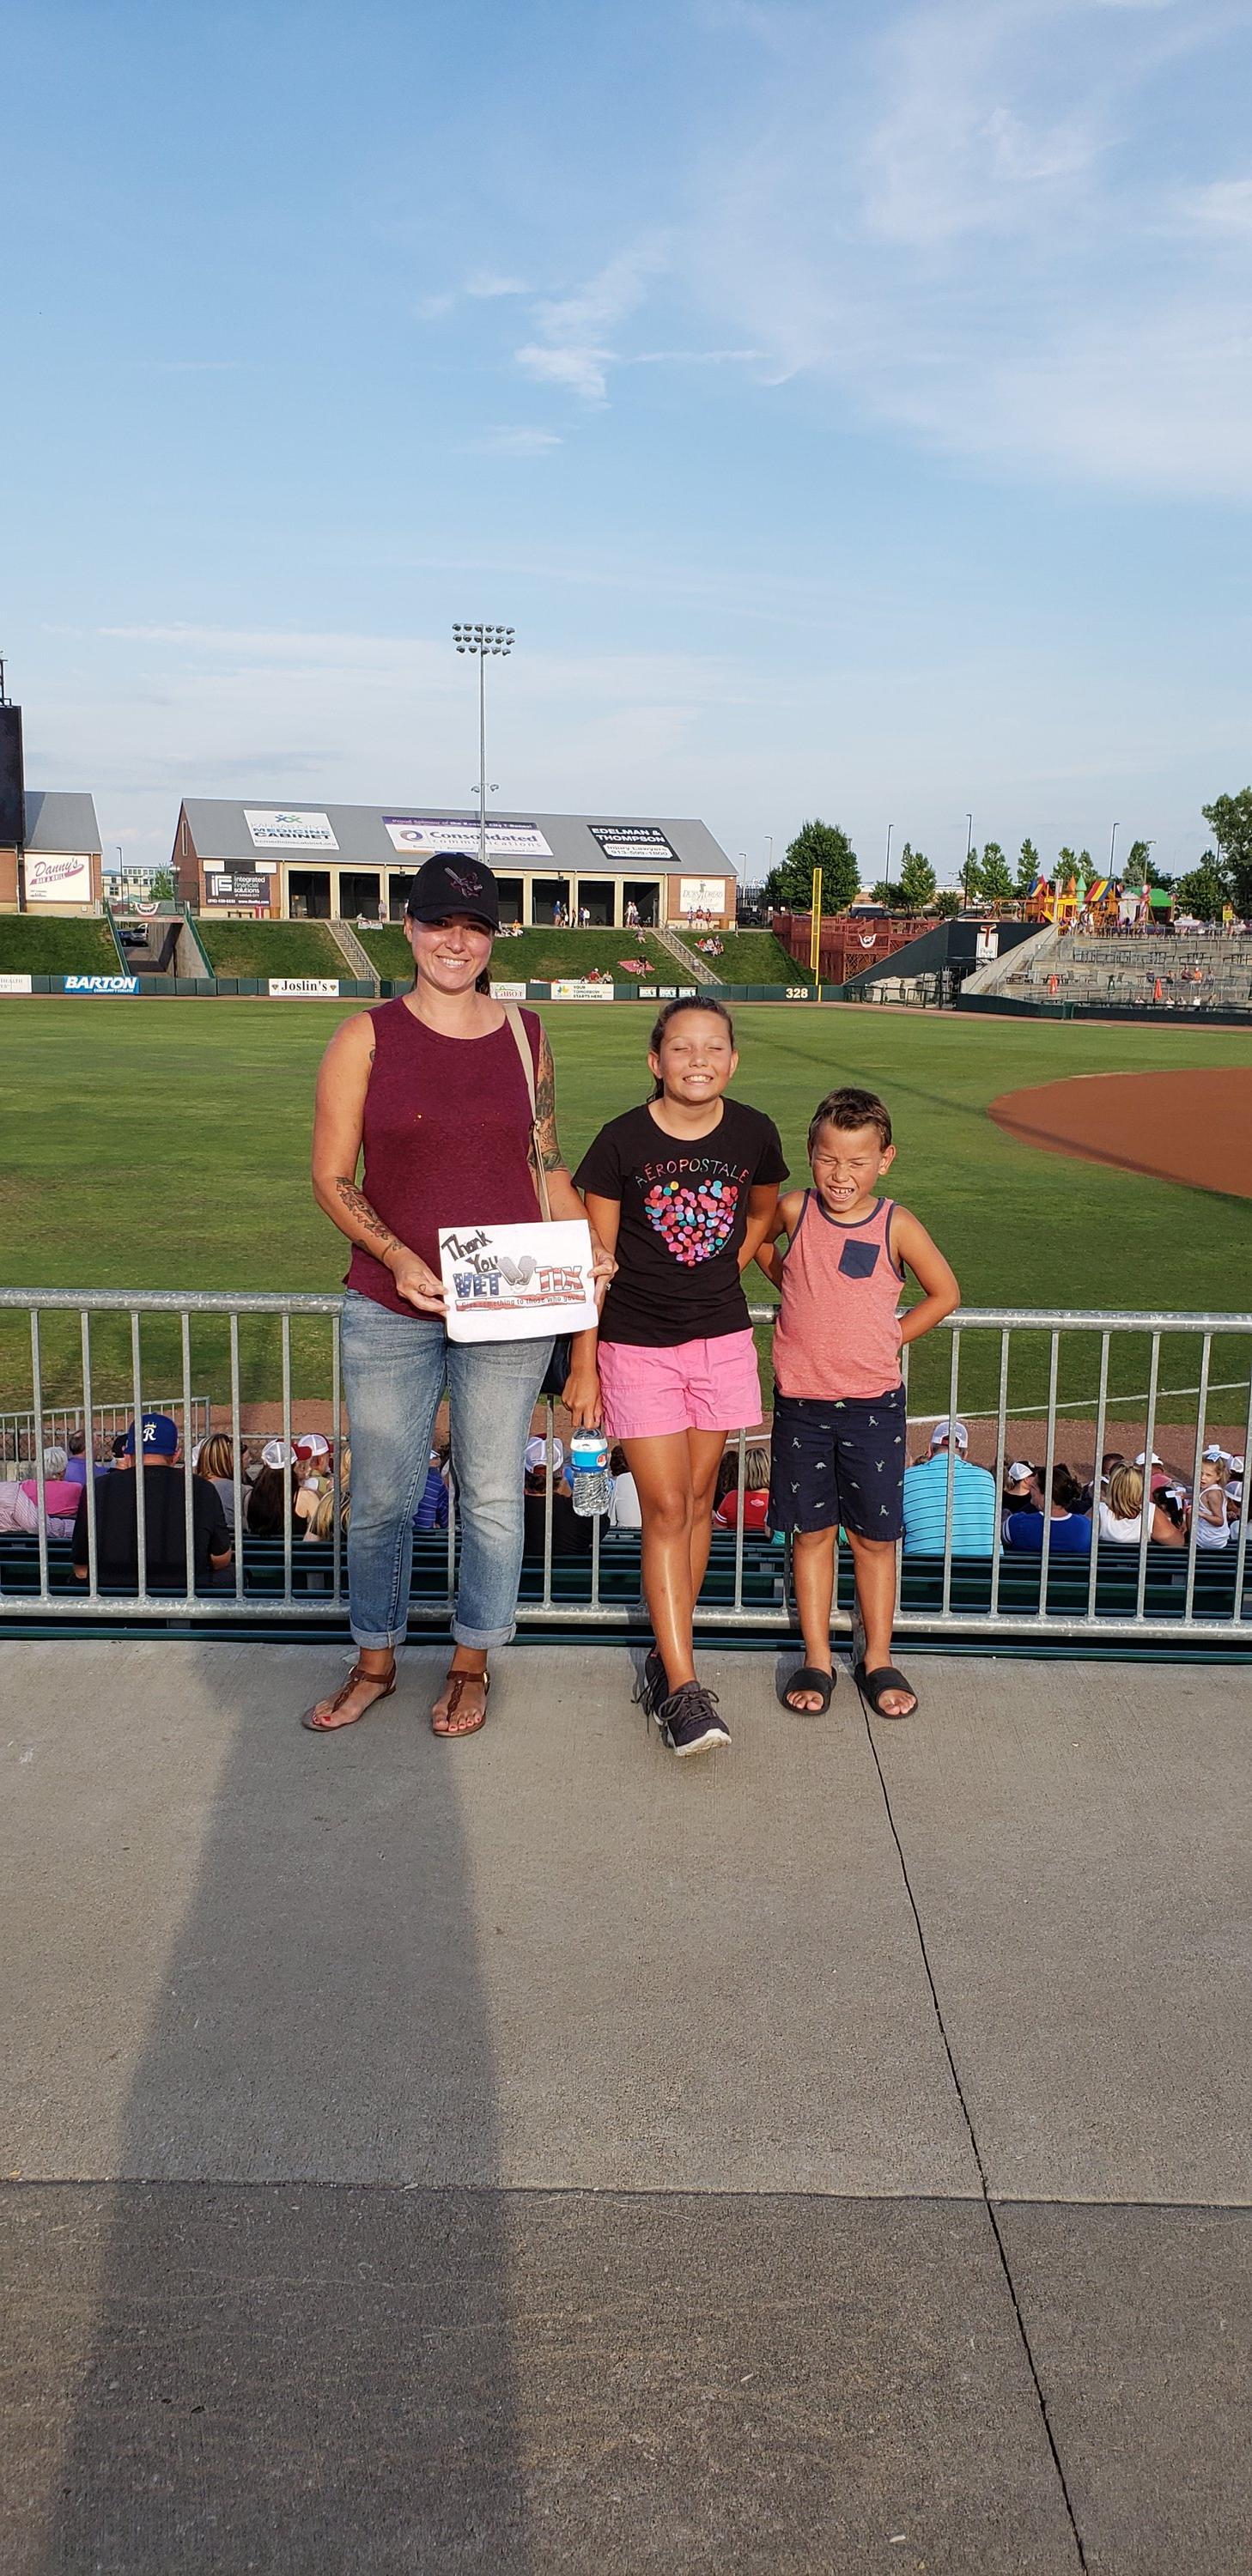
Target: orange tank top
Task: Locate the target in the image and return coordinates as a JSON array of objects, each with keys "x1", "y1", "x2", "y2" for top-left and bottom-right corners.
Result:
[{"x1": 773, "y1": 1192, "x2": 904, "y2": 1400}]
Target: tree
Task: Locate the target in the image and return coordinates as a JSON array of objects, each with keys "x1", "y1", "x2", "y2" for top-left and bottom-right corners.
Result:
[
  {"x1": 1016, "y1": 837, "x2": 1041, "y2": 895},
  {"x1": 1200, "y1": 789, "x2": 1252, "y2": 914},
  {"x1": 897, "y1": 843, "x2": 937, "y2": 910},
  {"x1": 933, "y1": 889, "x2": 961, "y2": 919},
  {"x1": 1057, "y1": 846, "x2": 1078, "y2": 880},
  {"x1": 959, "y1": 845, "x2": 983, "y2": 902},
  {"x1": 868, "y1": 878, "x2": 896, "y2": 906},
  {"x1": 150, "y1": 866, "x2": 176, "y2": 902},
  {"x1": 1174, "y1": 854, "x2": 1231, "y2": 924},
  {"x1": 979, "y1": 842, "x2": 1014, "y2": 903},
  {"x1": 1121, "y1": 840, "x2": 1150, "y2": 889},
  {"x1": 763, "y1": 818, "x2": 860, "y2": 914}
]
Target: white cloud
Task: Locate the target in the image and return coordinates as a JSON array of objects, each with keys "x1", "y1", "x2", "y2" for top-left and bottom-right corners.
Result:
[
  {"x1": 1178, "y1": 175, "x2": 1252, "y2": 234},
  {"x1": 463, "y1": 426, "x2": 563, "y2": 455},
  {"x1": 413, "y1": 291, "x2": 455, "y2": 321},
  {"x1": 515, "y1": 343, "x2": 613, "y2": 404},
  {"x1": 514, "y1": 242, "x2": 666, "y2": 406},
  {"x1": 465, "y1": 270, "x2": 529, "y2": 297},
  {"x1": 633, "y1": 347, "x2": 763, "y2": 366},
  {"x1": 679, "y1": 0, "x2": 1252, "y2": 495}
]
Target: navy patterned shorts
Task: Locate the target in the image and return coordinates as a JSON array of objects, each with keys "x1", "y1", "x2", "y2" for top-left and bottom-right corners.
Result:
[{"x1": 769, "y1": 1384, "x2": 907, "y2": 1540}]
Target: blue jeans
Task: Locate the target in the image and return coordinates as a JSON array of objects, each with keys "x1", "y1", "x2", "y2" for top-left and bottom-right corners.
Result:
[{"x1": 340, "y1": 1290, "x2": 553, "y2": 1651}]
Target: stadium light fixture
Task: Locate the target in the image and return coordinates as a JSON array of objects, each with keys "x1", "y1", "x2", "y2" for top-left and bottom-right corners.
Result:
[{"x1": 452, "y1": 624, "x2": 515, "y2": 866}]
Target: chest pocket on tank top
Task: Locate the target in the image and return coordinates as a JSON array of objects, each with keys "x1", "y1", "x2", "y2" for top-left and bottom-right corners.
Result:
[{"x1": 838, "y1": 1237, "x2": 880, "y2": 1279}]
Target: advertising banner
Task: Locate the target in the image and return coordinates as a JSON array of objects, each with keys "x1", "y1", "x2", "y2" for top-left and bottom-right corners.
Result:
[
  {"x1": 439, "y1": 1218, "x2": 598, "y2": 1345},
  {"x1": 245, "y1": 810, "x2": 337, "y2": 851},
  {"x1": 678, "y1": 876, "x2": 728, "y2": 916},
  {"x1": 267, "y1": 978, "x2": 341, "y2": 998},
  {"x1": 975, "y1": 926, "x2": 998, "y2": 963},
  {"x1": 384, "y1": 816, "x2": 552, "y2": 860},
  {"x1": 550, "y1": 979, "x2": 615, "y2": 1001},
  {"x1": 206, "y1": 871, "x2": 270, "y2": 905},
  {"x1": 64, "y1": 975, "x2": 138, "y2": 994},
  {"x1": 0, "y1": 973, "x2": 33, "y2": 993},
  {"x1": 589, "y1": 823, "x2": 677, "y2": 865},
  {"x1": 24, "y1": 854, "x2": 94, "y2": 903},
  {"x1": 491, "y1": 980, "x2": 526, "y2": 1002}
]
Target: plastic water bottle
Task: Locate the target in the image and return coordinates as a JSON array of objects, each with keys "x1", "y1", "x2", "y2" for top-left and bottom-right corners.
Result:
[{"x1": 570, "y1": 1425, "x2": 612, "y2": 1517}]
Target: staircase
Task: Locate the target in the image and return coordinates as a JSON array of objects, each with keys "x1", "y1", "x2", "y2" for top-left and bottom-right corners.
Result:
[
  {"x1": 327, "y1": 919, "x2": 380, "y2": 991},
  {"x1": 651, "y1": 921, "x2": 720, "y2": 985}
]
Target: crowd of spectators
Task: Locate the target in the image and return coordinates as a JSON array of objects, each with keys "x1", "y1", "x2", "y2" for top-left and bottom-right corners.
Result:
[
  {"x1": 3, "y1": 1409, "x2": 1243, "y2": 1590},
  {"x1": 897, "y1": 1419, "x2": 1244, "y2": 1558}
]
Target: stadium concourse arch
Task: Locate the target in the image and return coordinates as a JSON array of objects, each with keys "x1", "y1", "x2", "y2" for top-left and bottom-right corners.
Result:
[{"x1": 169, "y1": 799, "x2": 738, "y2": 933}]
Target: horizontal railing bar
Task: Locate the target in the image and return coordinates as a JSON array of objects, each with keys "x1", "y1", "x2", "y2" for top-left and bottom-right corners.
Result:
[
  {"x1": 2, "y1": 1290, "x2": 1249, "y2": 1333},
  {"x1": 0, "y1": 1597, "x2": 1242, "y2": 1644}
]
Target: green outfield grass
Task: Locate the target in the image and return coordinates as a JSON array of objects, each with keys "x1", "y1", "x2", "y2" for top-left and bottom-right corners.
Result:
[
  {"x1": 1, "y1": 999, "x2": 1248, "y2": 1428},
  {"x1": 672, "y1": 927, "x2": 811, "y2": 984},
  {"x1": 0, "y1": 916, "x2": 119, "y2": 975},
  {"x1": 193, "y1": 918, "x2": 344, "y2": 977}
]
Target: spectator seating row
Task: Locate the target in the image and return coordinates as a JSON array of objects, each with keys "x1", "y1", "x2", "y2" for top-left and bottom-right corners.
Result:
[{"x1": 2, "y1": 1532, "x2": 1244, "y2": 1622}]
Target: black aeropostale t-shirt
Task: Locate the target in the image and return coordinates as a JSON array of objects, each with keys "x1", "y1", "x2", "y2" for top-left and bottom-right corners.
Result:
[{"x1": 575, "y1": 1098, "x2": 787, "y2": 1347}]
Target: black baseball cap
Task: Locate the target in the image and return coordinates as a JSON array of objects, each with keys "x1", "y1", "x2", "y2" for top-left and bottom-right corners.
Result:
[{"x1": 404, "y1": 853, "x2": 500, "y2": 933}]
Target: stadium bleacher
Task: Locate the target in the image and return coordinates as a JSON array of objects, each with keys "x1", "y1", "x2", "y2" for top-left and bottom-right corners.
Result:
[
  {"x1": 3, "y1": 1527, "x2": 1243, "y2": 1625},
  {"x1": 1001, "y1": 933, "x2": 1252, "y2": 1011}
]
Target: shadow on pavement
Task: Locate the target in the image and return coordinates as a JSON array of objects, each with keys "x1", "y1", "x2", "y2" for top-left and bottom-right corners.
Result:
[{"x1": 34, "y1": 1641, "x2": 533, "y2": 2574}]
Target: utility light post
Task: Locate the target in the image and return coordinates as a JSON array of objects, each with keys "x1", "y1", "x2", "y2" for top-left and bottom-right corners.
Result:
[
  {"x1": 453, "y1": 623, "x2": 514, "y2": 867},
  {"x1": 1109, "y1": 821, "x2": 1120, "y2": 873},
  {"x1": 884, "y1": 822, "x2": 893, "y2": 892}
]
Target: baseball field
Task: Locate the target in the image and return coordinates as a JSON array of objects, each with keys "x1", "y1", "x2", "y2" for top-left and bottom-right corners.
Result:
[{"x1": 3, "y1": 999, "x2": 1249, "y2": 1428}]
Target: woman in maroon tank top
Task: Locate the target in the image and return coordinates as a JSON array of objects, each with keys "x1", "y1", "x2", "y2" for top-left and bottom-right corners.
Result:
[{"x1": 303, "y1": 854, "x2": 613, "y2": 1738}]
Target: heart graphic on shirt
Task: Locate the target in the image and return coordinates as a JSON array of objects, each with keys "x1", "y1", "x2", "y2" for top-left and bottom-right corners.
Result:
[{"x1": 643, "y1": 1177, "x2": 739, "y2": 1266}]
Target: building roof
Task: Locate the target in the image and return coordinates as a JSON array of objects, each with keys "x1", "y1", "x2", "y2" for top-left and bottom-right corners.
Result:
[
  {"x1": 175, "y1": 799, "x2": 734, "y2": 878},
  {"x1": 23, "y1": 791, "x2": 102, "y2": 855}
]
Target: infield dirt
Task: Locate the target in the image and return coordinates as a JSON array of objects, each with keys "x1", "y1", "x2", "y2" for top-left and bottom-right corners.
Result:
[{"x1": 989, "y1": 1066, "x2": 1252, "y2": 1200}]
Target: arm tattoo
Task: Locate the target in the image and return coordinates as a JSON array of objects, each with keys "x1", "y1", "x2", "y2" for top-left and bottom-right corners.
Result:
[
  {"x1": 533, "y1": 1032, "x2": 566, "y2": 1174},
  {"x1": 333, "y1": 1176, "x2": 398, "y2": 1258}
]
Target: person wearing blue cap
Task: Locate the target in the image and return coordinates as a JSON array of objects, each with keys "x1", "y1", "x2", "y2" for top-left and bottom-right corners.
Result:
[{"x1": 71, "y1": 1413, "x2": 233, "y2": 1592}]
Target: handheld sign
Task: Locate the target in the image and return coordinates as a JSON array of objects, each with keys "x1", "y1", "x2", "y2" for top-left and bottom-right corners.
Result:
[{"x1": 439, "y1": 1218, "x2": 598, "y2": 1344}]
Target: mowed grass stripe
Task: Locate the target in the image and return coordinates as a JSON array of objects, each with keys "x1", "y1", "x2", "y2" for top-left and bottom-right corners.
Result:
[{"x1": 1, "y1": 999, "x2": 1248, "y2": 1415}]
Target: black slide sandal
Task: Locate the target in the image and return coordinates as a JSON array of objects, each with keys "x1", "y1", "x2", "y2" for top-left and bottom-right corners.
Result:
[
  {"x1": 854, "y1": 1660, "x2": 919, "y2": 1719},
  {"x1": 781, "y1": 1665, "x2": 836, "y2": 1715}
]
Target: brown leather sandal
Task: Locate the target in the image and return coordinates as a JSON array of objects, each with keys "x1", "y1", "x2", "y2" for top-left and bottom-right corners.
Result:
[
  {"x1": 301, "y1": 1656, "x2": 397, "y2": 1733},
  {"x1": 431, "y1": 1668, "x2": 491, "y2": 1737}
]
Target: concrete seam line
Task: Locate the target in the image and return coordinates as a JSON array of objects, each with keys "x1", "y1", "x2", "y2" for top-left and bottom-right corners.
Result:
[{"x1": 854, "y1": 1674, "x2": 1091, "y2": 2574}]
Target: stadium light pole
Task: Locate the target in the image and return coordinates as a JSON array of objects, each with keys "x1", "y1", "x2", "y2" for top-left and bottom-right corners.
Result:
[
  {"x1": 1109, "y1": 821, "x2": 1120, "y2": 873},
  {"x1": 453, "y1": 623, "x2": 514, "y2": 867},
  {"x1": 884, "y1": 822, "x2": 893, "y2": 892}
]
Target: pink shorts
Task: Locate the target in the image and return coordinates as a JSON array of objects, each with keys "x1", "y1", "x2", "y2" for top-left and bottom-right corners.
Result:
[{"x1": 598, "y1": 1329, "x2": 763, "y2": 1441}]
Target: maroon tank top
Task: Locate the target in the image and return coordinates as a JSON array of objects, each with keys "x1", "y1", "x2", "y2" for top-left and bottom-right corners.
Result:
[{"x1": 345, "y1": 999, "x2": 543, "y2": 1316}]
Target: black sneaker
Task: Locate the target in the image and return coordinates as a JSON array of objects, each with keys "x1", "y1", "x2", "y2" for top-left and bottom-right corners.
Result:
[
  {"x1": 655, "y1": 1680, "x2": 731, "y2": 1758},
  {"x1": 635, "y1": 1645, "x2": 667, "y2": 1715}
]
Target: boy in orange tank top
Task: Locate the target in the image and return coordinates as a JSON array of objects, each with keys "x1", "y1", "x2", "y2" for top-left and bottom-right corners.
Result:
[{"x1": 758, "y1": 1087, "x2": 959, "y2": 1721}]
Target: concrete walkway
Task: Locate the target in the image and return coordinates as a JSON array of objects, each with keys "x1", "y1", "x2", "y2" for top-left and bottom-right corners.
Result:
[{"x1": 1, "y1": 1642, "x2": 1248, "y2": 2574}]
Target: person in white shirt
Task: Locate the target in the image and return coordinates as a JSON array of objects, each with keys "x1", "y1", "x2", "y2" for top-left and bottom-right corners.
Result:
[
  {"x1": 606, "y1": 1443, "x2": 641, "y2": 1529},
  {"x1": 1194, "y1": 1456, "x2": 1231, "y2": 1548},
  {"x1": 1098, "y1": 1463, "x2": 1184, "y2": 1548}
]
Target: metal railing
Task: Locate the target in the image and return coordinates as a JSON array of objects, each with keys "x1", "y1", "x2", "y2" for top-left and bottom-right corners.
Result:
[
  {"x1": 0, "y1": 1393, "x2": 210, "y2": 1469},
  {"x1": 1, "y1": 1289, "x2": 1249, "y2": 1646}
]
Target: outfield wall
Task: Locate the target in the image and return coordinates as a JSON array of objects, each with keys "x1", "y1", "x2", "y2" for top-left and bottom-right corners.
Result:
[
  {"x1": 0, "y1": 975, "x2": 824, "y2": 1002},
  {"x1": 958, "y1": 991, "x2": 1252, "y2": 1029}
]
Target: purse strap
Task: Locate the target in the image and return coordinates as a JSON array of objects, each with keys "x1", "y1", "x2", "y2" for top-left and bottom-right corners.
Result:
[{"x1": 504, "y1": 1004, "x2": 552, "y2": 1222}]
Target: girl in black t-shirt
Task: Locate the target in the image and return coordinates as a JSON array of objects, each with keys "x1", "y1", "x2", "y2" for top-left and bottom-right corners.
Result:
[{"x1": 569, "y1": 999, "x2": 787, "y2": 1757}]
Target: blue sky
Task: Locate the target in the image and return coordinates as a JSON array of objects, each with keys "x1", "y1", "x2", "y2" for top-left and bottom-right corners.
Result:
[{"x1": 5, "y1": 0, "x2": 1252, "y2": 883}]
